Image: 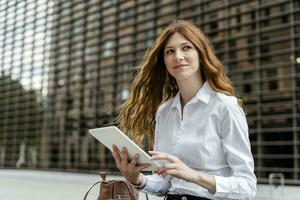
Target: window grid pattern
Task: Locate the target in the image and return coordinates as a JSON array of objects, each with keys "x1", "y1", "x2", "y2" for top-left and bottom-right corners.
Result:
[{"x1": 0, "y1": 0, "x2": 300, "y2": 184}]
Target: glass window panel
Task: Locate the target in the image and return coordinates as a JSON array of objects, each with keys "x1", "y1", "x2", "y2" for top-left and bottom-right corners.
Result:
[{"x1": 0, "y1": 0, "x2": 299, "y2": 185}]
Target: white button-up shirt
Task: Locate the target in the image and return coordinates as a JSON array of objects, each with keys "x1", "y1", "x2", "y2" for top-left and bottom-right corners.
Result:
[{"x1": 141, "y1": 81, "x2": 257, "y2": 199}]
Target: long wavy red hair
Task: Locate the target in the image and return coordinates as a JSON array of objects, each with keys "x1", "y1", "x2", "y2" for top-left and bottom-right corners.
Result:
[{"x1": 117, "y1": 20, "x2": 239, "y2": 148}]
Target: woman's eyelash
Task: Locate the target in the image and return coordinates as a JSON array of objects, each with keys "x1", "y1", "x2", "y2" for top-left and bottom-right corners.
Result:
[
  {"x1": 166, "y1": 49, "x2": 174, "y2": 54},
  {"x1": 183, "y1": 46, "x2": 192, "y2": 49},
  {"x1": 165, "y1": 46, "x2": 192, "y2": 54}
]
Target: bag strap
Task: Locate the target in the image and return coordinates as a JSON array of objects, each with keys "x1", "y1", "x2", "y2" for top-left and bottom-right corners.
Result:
[
  {"x1": 114, "y1": 180, "x2": 136, "y2": 199},
  {"x1": 124, "y1": 181, "x2": 149, "y2": 200},
  {"x1": 83, "y1": 181, "x2": 101, "y2": 200}
]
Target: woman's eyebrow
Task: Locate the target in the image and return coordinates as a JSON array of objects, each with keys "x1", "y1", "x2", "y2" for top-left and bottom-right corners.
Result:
[{"x1": 164, "y1": 42, "x2": 192, "y2": 49}]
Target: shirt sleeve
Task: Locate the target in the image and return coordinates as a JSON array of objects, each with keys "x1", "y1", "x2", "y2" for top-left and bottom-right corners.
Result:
[
  {"x1": 139, "y1": 104, "x2": 171, "y2": 196},
  {"x1": 139, "y1": 174, "x2": 171, "y2": 196},
  {"x1": 213, "y1": 100, "x2": 257, "y2": 199}
]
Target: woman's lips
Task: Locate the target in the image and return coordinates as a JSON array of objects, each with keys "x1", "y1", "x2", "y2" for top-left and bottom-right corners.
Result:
[{"x1": 174, "y1": 64, "x2": 189, "y2": 69}]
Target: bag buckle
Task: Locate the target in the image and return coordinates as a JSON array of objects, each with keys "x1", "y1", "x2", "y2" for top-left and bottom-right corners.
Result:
[{"x1": 99, "y1": 171, "x2": 107, "y2": 181}]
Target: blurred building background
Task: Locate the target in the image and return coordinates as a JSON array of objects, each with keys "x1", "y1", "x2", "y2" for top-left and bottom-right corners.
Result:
[{"x1": 0, "y1": 0, "x2": 300, "y2": 186}]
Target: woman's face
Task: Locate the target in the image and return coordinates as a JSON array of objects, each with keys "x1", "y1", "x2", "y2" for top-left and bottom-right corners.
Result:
[{"x1": 163, "y1": 32, "x2": 201, "y2": 82}]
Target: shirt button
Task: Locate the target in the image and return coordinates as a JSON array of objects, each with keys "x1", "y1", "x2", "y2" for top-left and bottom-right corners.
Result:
[{"x1": 181, "y1": 196, "x2": 187, "y2": 200}]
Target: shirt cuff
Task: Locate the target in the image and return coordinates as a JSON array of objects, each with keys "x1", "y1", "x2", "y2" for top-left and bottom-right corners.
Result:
[
  {"x1": 135, "y1": 173, "x2": 147, "y2": 189},
  {"x1": 213, "y1": 175, "x2": 230, "y2": 198},
  {"x1": 139, "y1": 174, "x2": 170, "y2": 196},
  {"x1": 140, "y1": 175, "x2": 155, "y2": 192}
]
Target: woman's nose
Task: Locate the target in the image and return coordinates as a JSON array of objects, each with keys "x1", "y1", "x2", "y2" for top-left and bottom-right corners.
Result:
[{"x1": 175, "y1": 50, "x2": 184, "y2": 61}]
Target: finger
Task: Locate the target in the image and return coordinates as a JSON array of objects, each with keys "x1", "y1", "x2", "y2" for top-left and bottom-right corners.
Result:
[
  {"x1": 112, "y1": 145, "x2": 121, "y2": 168},
  {"x1": 136, "y1": 163, "x2": 152, "y2": 172},
  {"x1": 149, "y1": 151, "x2": 176, "y2": 160},
  {"x1": 121, "y1": 147, "x2": 128, "y2": 160},
  {"x1": 162, "y1": 171, "x2": 168, "y2": 177},
  {"x1": 148, "y1": 150, "x2": 159, "y2": 155},
  {"x1": 151, "y1": 154, "x2": 176, "y2": 162},
  {"x1": 112, "y1": 145, "x2": 121, "y2": 158},
  {"x1": 130, "y1": 154, "x2": 139, "y2": 166},
  {"x1": 164, "y1": 163, "x2": 177, "y2": 170},
  {"x1": 121, "y1": 147, "x2": 128, "y2": 168},
  {"x1": 112, "y1": 151, "x2": 121, "y2": 166},
  {"x1": 149, "y1": 151, "x2": 174, "y2": 156},
  {"x1": 157, "y1": 168, "x2": 175, "y2": 177},
  {"x1": 165, "y1": 169, "x2": 177, "y2": 176},
  {"x1": 156, "y1": 163, "x2": 177, "y2": 174},
  {"x1": 156, "y1": 165, "x2": 167, "y2": 175}
]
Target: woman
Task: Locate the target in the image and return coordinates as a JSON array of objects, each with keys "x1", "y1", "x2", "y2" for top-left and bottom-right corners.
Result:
[{"x1": 112, "y1": 20, "x2": 256, "y2": 200}]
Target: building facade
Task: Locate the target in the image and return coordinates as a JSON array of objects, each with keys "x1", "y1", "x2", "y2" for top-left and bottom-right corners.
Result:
[{"x1": 0, "y1": 0, "x2": 300, "y2": 184}]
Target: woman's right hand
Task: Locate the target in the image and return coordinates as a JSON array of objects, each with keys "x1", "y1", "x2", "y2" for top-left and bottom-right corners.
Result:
[{"x1": 112, "y1": 144, "x2": 151, "y2": 184}]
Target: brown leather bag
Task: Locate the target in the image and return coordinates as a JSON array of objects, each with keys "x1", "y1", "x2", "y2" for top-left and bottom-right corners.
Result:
[{"x1": 83, "y1": 172, "x2": 142, "y2": 200}]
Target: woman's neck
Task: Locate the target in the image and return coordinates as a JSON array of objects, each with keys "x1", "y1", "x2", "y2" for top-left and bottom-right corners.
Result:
[{"x1": 177, "y1": 76, "x2": 203, "y2": 107}]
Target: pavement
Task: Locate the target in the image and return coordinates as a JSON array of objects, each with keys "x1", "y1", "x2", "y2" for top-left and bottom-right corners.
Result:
[
  {"x1": 1, "y1": 169, "x2": 300, "y2": 200},
  {"x1": 0, "y1": 169, "x2": 162, "y2": 200}
]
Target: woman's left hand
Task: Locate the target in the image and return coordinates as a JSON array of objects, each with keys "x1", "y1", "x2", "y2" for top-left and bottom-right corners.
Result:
[
  {"x1": 149, "y1": 151, "x2": 198, "y2": 182},
  {"x1": 150, "y1": 151, "x2": 216, "y2": 193}
]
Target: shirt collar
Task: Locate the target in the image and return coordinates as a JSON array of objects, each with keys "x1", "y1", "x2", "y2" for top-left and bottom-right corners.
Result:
[
  {"x1": 170, "y1": 81, "x2": 213, "y2": 110},
  {"x1": 170, "y1": 92, "x2": 181, "y2": 111},
  {"x1": 194, "y1": 81, "x2": 213, "y2": 104}
]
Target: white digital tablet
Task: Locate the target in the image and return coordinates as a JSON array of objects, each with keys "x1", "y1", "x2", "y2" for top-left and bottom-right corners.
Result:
[{"x1": 89, "y1": 126, "x2": 160, "y2": 171}]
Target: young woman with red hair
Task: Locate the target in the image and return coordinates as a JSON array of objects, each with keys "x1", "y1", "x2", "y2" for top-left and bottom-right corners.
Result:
[{"x1": 112, "y1": 20, "x2": 256, "y2": 200}]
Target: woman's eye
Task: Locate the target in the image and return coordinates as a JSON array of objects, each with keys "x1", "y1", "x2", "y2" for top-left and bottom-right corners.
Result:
[
  {"x1": 165, "y1": 49, "x2": 174, "y2": 54},
  {"x1": 183, "y1": 46, "x2": 192, "y2": 50}
]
